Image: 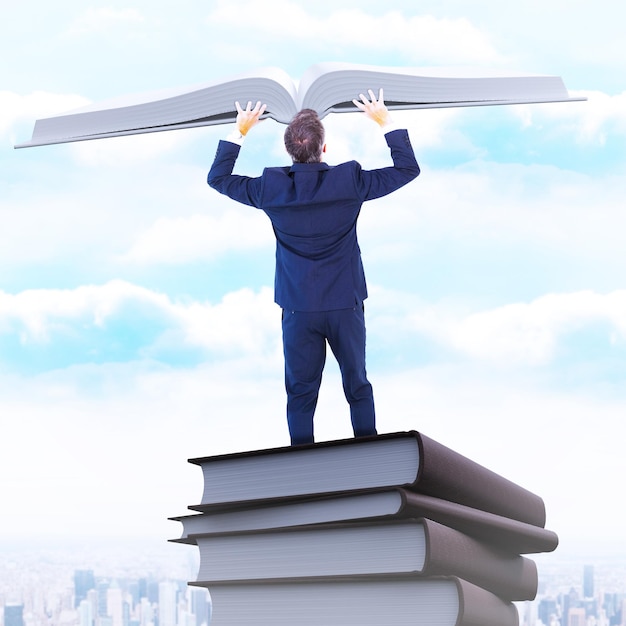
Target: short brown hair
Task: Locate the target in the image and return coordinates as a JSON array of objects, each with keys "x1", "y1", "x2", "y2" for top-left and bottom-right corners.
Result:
[{"x1": 284, "y1": 109, "x2": 325, "y2": 164}]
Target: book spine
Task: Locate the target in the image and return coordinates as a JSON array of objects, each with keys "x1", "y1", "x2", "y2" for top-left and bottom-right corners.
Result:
[
  {"x1": 415, "y1": 433, "x2": 546, "y2": 527},
  {"x1": 401, "y1": 490, "x2": 558, "y2": 554},
  {"x1": 454, "y1": 577, "x2": 519, "y2": 626},
  {"x1": 422, "y1": 518, "x2": 537, "y2": 601}
]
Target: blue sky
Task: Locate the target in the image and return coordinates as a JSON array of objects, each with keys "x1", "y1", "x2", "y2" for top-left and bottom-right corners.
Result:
[{"x1": 2, "y1": 0, "x2": 625, "y2": 560}]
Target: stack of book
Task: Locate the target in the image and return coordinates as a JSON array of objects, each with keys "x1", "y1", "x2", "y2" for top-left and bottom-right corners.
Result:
[{"x1": 170, "y1": 431, "x2": 558, "y2": 626}]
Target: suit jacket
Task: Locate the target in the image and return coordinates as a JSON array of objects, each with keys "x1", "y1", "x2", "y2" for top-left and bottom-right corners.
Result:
[{"x1": 207, "y1": 129, "x2": 420, "y2": 311}]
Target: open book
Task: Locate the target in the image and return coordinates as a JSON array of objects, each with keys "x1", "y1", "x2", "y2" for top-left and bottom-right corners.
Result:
[{"x1": 15, "y1": 62, "x2": 584, "y2": 148}]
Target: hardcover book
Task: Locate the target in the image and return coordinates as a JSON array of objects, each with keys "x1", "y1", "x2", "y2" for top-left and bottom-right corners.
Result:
[
  {"x1": 188, "y1": 431, "x2": 548, "y2": 527},
  {"x1": 191, "y1": 517, "x2": 538, "y2": 601},
  {"x1": 198, "y1": 575, "x2": 519, "y2": 626},
  {"x1": 173, "y1": 487, "x2": 558, "y2": 554}
]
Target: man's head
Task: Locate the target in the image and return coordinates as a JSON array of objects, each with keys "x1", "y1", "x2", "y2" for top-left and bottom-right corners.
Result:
[{"x1": 284, "y1": 109, "x2": 326, "y2": 164}]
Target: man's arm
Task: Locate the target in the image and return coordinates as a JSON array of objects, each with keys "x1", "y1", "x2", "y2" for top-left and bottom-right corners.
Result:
[
  {"x1": 207, "y1": 100, "x2": 267, "y2": 207},
  {"x1": 353, "y1": 89, "x2": 420, "y2": 200}
]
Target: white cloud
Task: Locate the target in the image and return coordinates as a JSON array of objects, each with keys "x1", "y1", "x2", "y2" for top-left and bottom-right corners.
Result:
[
  {"x1": 357, "y1": 156, "x2": 626, "y2": 274},
  {"x1": 2, "y1": 139, "x2": 223, "y2": 268},
  {"x1": 0, "y1": 281, "x2": 168, "y2": 343},
  {"x1": 1, "y1": 91, "x2": 89, "y2": 141},
  {"x1": 3, "y1": 278, "x2": 625, "y2": 374},
  {"x1": 122, "y1": 210, "x2": 273, "y2": 265},
  {"x1": 406, "y1": 289, "x2": 626, "y2": 365},
  {"x1": 0, "y1": 280, "x2": 280, "y2": 358},
  {"x1": 179, "y1": 286, "x2": 280, "y2": 354},
  {"x1": 511, "y1": 90, "x2": 626, "y2": 146},
  {"x1": 206, "y1": 2, "x2": 504, "y2": 65},
  {"x1": 67, "y1": 129, "x2": 192, "y2": 166},
  {"x1": 65, "y1": 7, "x2": 145, "y2": 35}
]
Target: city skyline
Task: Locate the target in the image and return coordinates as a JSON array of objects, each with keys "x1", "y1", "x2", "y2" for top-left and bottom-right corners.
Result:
[
  {"x1": 2, "y1": 0, "x2": 626, "y2": 564},
  {"x1": 2, "y1": 545, "x2": 625, "y2": 626}
]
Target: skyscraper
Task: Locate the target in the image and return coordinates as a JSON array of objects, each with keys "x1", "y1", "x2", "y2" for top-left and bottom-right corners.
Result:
[
  {"x1": 188, "y1": 587, "x2": 211, "y2": 626},
  {"x1": 583, "y1": 564, "x2": 594, "y2": 599},
  {"x1": 97, "y1": 580, "x2": 110, "y2": 617},
  {"x1": 78, "y1": 599, "x2": 94, "y2": 626},
  {"x1": 107, "y1": 582, "x2": 124, "y2": 626},
  {"x1": 158, "y1": 581, "x2": 177, "y2": 626},
  {"x1": 74, "y1": 570, "x2": 96, "y2": 608},
  {"x1": 538, "y1": 596, "x2": 558, "y2": 626},
  {"x1": 4, "y1": 605, "x2": 24, "y2": 626},
  {"x1": 568, "y1": 606, "x2": 586, "y2": 626}
]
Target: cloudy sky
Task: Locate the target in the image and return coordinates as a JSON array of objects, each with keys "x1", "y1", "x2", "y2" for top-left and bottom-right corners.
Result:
[{"x1": 2, "y1": 0, "x2": 625, "y2": 563}]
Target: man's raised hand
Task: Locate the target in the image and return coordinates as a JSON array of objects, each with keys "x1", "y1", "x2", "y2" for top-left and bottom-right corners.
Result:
[
  {"x1": 352, "y1": 88, "x2": 391, "y2": 128},
  {"x1": 235, "y1": 100, "x2": 267, "y2": 136}
]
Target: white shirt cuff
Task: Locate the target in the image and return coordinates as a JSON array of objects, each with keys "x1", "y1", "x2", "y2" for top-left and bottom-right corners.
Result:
[
  {"x1": 225, "y1": 130, "x2": 245, "y2": 145},
  {"x1": 382, "y1": 121, "x2": 402, "y2": 134}
]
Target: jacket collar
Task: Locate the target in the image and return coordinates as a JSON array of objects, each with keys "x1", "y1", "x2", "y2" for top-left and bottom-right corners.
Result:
[{"x1": 289, "y1": 162, "x2": 330, "y2": 173}]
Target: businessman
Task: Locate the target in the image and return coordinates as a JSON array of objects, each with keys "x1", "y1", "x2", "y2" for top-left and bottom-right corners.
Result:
[{"x1": 207, "y1": 90, "x2": 420, "y2": 445}]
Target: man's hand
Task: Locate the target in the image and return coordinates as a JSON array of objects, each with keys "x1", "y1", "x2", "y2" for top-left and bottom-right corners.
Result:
[
  {"x1": 235, "y1": 100, "x2": 267, "y2": 136},
  {"x1": 352, "y1": 88, "x2": 391, "y2": 128}
]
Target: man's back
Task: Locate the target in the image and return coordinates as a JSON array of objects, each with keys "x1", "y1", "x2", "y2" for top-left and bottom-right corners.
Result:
[
  {"x1": 208, "y1": 129, "x2": 419, "y2": 311},
  {"x1": 264, "y1": 161, "x2": 367, "y2": 312}
]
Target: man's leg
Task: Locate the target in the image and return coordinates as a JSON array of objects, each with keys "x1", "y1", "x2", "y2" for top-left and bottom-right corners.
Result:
[
  {"x1": 282, "y1": 310, "x2": 327, "y2": 445},
  {"x1": 326, "y1": 305, "x2": 377, "y2": 438}
]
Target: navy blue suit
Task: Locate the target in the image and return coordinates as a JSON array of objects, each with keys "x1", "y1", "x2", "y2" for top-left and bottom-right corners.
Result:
[{"x1": 208, "y1": 128, "x2": 420, "y2": 443}]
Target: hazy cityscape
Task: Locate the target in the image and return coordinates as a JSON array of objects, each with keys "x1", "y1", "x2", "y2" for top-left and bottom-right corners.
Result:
[{"x1": 1, "y1": 537, "x2": 624, "y2": 626}]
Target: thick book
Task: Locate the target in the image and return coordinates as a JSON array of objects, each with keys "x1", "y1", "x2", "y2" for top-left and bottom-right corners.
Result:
[
  {"x1": 191, "y1": 517, "x2": 538, "y2": 601},
  {"x1": 197, "y1": 575, "x2": 519, "y2": 626},
  {"x1": 173, "y1": 488, "x2": 558, "y2": 554},
  {"x1": 15, "y1": 61, "x2": 583, "y2": 148},
  {"x1": 187, "y1": 431, "x2": 547, "y2": 527}
]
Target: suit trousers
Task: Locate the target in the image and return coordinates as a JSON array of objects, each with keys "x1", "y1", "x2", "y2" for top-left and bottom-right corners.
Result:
[{"x1": 282, "y1": 305, "x2": 377, "y2": 445}]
